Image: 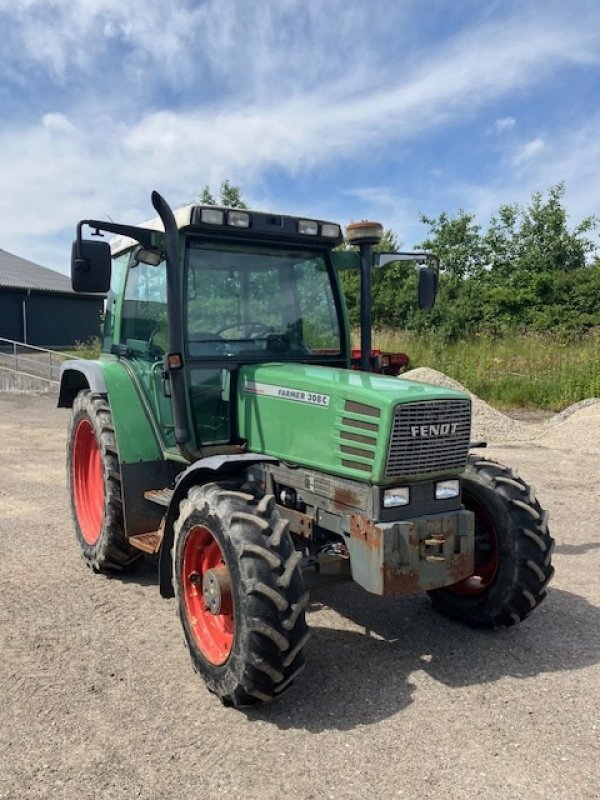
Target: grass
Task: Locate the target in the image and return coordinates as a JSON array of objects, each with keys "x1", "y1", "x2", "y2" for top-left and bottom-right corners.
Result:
[
  {"x1": 58, "y1": 338, "x2": 102, "y2": 360},
  {"x1": 63, "y1": 332, "x2": 599, "y2": 411},
  {"x1": 369, "y1": 329, "x2": 600, "y2": 411}
]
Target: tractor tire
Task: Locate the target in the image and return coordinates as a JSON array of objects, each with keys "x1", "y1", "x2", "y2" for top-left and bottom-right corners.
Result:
[
  {"x1": 173, "y1": 482, "x2": 310, "y2": 707},
  {"x1": 67, "y1": 390, "x2": 142, "y2": 572},
  {"x1": 428, "y1": 457, "x2": 555, "y2": 628}
]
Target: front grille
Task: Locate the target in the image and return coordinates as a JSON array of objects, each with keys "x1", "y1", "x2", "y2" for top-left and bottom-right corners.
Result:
[{"x1": 386, "y1": 400, "x2": 471, "y2": 479}]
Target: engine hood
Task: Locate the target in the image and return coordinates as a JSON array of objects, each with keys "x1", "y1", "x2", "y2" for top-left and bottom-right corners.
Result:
[{"x1": 237, "y1": 363, "x2": 471, "y2": 484}]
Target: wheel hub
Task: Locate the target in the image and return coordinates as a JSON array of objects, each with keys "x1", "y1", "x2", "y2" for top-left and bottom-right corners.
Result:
[
  {"x1": 181, "y1": 525, "x2": 235, "y2": 665},
  {"x1": 202, "y1": 566, "x2": 232, "y2": 615}
]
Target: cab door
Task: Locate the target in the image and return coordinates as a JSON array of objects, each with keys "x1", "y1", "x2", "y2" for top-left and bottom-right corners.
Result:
[{"x1": 119, "y1": 256, "x2": 176, "y2": 448}]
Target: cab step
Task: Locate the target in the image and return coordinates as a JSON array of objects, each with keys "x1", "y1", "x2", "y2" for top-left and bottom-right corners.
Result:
[
  {"x1": 144, "y1": 488, "x2": 174, "y2": 507},
  {"x1": 129, "y1": 532, "x2": 163, "y2": 554}
]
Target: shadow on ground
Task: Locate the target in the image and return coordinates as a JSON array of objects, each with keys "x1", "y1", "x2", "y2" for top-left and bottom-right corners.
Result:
[
  {"x1": 100, "y1": 556, "x2": 599, "y2": 733},
  {"x1": 244, "y1": 584, "x2": 599, "y2": 732},
  {"x1": 554, "y1": 541, "x2": 600, "y2": 555}
]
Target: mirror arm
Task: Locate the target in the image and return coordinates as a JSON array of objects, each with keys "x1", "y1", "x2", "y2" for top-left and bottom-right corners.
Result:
[{"x1": 75, "y1": 220, "x2": 155, "y2": 252}]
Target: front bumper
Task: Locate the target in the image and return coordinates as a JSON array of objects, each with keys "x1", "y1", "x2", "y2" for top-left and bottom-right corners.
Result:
[{"x1": 346, "y1": 509, "x2": 474, "y2": 596}]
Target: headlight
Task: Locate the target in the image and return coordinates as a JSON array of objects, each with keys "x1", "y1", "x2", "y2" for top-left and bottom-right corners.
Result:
[
  {"x1": 435, "y1": 479, "x2": 460, "y2": 500},
  {"x1": 383, "y1": 487, "x2": 410, "y2": 508}
]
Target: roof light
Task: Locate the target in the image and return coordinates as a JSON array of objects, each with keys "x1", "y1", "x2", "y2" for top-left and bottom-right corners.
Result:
[
  {"x1": 200, "y1": 208, "x2": 224, "y2": 225},
  {"x1": 298, "y1": 219, "x2": 319, "y2": 236},
  {"x1": 321, "y1": 223, "x2": 341, "y2": 238},
  {"x1": 227, "y1": 210, "x2": 250, "y2": 228},
  {"x1": 346, "y1": 220, "x2": 384, "y2": 245}
]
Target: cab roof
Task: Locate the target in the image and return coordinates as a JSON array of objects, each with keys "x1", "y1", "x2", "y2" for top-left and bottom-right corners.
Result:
[{"x1": 110, "y1": 204, "x2": 343, "y2": 256}]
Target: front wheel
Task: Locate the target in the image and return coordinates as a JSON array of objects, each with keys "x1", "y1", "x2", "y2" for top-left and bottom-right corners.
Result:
[
  {"x1": 428, "y1": 457, "x2": 555, "y2": 628},
  {"x1": 173, "y1": 482, "x2": 310, "y2": 706}
]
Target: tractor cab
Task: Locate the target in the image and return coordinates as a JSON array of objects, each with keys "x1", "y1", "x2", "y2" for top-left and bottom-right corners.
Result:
[
  {"x1": 85, "y1": 203, "x2": 350, "y2": 455},
  {"x1": 70, "y1": 194, "x2": 436, "y2": 460}
]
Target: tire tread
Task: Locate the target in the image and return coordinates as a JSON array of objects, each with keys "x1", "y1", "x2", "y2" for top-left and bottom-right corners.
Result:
[
  {"x1": 173, "y1": 481, "x2": 309, "y2": 706},
  {"x1": 429, "y1": 456, "x2": 554, "y2": 628}
]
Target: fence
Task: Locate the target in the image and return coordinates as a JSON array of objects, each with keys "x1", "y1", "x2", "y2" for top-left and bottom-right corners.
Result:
[{"x1": 0, "y1": 337, "x2": 71, "y2": 383}]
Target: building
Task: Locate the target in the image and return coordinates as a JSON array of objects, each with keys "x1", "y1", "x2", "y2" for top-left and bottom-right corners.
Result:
[{"x1": 0, "y1": 248, "x2": 104, "y2": 348}]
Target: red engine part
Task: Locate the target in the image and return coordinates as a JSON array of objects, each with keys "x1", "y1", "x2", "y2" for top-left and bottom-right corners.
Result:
[{"x1": 350, "y1": 349, "x2": 410, "y2": 376}]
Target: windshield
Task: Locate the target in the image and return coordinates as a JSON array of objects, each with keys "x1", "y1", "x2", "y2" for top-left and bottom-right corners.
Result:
[{"x1": 185, "y1": 242, "x2": 342, "y2": 359}]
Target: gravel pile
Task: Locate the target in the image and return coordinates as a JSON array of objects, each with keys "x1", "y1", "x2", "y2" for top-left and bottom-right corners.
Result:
[
  {"x1": 538, "y1": 403, "x2": 600, "y2": 452},
  {"x1": 402, "y1": 367, "x2": 600, "y2": 451},
  {"x1": 543, "y1": 397, "x2": 600, "y2": 426}
]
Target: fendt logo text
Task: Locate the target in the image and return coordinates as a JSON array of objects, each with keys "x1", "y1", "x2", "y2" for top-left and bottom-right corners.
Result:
[{"x1": 410, "y1": 423, "x2": 459, "y2": 438}]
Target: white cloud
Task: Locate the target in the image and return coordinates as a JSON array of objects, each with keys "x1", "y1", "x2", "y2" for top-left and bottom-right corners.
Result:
[
  {"x1": 493, "y1": 116, "x2": 516, "y2": 133},
  {"x1": 41, "y1": 113, "x2": 77, "y2": 135},
  {"x1": 514, "y1": 137, "x2": 546, "y2": 164},
  {"x1": 0, "y1": 0, "x2": 409, "y2": 99},
  {"x1": 0, "y1": 2, "x2": 599, "y2": 269}
]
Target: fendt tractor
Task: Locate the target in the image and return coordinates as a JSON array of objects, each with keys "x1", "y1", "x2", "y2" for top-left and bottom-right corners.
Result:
[{"x1": 59, "y1": 192, "x2": 554, "y2": 707}]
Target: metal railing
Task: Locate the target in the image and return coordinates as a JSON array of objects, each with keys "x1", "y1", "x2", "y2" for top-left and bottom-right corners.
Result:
[{"x1": 0, "y1": 337, "x2": 71, "y2": 383}]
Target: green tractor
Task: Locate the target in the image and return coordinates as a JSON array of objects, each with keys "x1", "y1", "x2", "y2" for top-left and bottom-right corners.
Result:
[{"x1": 59, "y1": 192, "x2": 554, "y2": 706}]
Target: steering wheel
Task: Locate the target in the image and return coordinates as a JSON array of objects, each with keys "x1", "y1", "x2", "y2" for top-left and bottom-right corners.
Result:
[
  {"x1": 148, "y1": 326, "x2": 167, "y2": 360},
  {"x1": 216, "y1": 321, "x2": 272, "y2": 338}
]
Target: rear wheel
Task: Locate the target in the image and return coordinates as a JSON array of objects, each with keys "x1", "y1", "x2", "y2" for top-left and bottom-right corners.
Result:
[
  {"x1": 428, "y1": 457, "x2": 555, "y2": 627},
  {"x1": 67, "y1": 391, "x2": 141, "y2": 572},
  {"x1": 173, "y1": 482, "x2": 310, "y2": 706}
]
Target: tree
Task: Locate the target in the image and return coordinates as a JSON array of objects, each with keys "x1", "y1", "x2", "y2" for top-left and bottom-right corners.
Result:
[
  {"x1": 513, "y1": 183, "x2": 596, "y2": 274},
  {"x1": 199, "y1": 180, "x2": 248, "y2": 209},
  {"x1": 483, "y1": 203, "x2": 520, "y2": 279},
  {"x1": 411, "y1": 185, "x2": 600, "y2": 338},
  {"x1": 418, "y1": 210, "x2": 487, "y2": 279}
]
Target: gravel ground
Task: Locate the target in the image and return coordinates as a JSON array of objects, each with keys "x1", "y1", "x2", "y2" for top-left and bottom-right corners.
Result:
[{"x1": 0, "y1": 391, "x2": 599, "y2": 800}]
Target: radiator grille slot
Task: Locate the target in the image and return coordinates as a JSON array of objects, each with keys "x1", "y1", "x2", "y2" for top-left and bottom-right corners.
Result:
[
  {"x1": 337, "y1": 400, "x2": 380, "y2": 474},
  {"x1": 386, "y1": 400, "x2": 471, "y2": 478}
]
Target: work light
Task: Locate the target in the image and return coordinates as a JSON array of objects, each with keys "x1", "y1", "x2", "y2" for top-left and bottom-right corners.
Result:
[
  {"x1": 200, "y1": 208, "x2": 224, "y2": 225},
  {"x1": 321, "y1": 223, "x2": 341, "y2": 238},
  {"x1": 227, "y1": 211, "x2": 250, "y2": 228},
  {"x1": 298, "y1": 219, "x2": 319, "y2": 235}
]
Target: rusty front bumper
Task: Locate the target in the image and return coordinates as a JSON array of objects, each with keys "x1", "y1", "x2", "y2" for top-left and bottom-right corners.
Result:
[{"x1": 346, "y1": 509, "x2": 474, "y2": 596}]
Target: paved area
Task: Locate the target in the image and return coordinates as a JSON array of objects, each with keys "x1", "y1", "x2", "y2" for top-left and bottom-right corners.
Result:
[{"x1": 0, "y1": 393, "x2": 598, "y2": 799}]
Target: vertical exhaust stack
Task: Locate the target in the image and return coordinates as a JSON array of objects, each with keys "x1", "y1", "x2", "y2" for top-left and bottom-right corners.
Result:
[{"x1": 345, "y1": 221, "x2": 383, "y2": 372}]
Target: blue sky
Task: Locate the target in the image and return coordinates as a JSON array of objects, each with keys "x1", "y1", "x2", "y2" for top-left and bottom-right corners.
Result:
[{"x1": 0, "y1": 0, "x2": 599, "y2": 273}]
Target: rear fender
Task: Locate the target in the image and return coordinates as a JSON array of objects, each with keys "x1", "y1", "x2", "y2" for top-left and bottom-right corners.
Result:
[
  {"x1": 159, "y1": 453, "x2": 278, "y2": 597},
  {"x1": 60, "y1": 358, "x2": 173, "y2": 538}
]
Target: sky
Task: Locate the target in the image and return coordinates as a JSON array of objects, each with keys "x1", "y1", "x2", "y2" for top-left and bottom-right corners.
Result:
[{"x1": 0, "y1": 0, "x2": 599, "y2": 274}]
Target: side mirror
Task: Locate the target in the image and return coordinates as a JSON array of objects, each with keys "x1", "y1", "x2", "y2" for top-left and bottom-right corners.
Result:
[
  {"x1": 132, "y1": 244, "x2": 164, "y2": 266},
  {"x1": 418, "y1": 266, "x2": 437, "y2": 311},
  {"x1": 71, "y1": 239, "x2": 111, "y2": 293}
]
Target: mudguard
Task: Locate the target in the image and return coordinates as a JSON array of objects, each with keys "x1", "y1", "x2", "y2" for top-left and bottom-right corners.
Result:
[
  {"x1": 158, "y1": 453, "x2": 278, "y2": 597},
  {"x1": 57, "y1": 360, "x2": 107, "y2": 407}
]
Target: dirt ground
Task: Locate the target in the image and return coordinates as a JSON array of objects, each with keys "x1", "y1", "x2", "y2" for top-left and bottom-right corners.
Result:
[{"x1": 0, "y1": 393, "x2": 598, "y2": 800}]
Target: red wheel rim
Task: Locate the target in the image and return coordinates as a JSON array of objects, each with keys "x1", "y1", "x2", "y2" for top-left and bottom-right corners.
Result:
[
  {"x1": 182, "y1": 525, "x2": 234, "y2": 665},
  {"x1": 72, "y1": 419, "x2": 104, "y2": 545},
  {"x1": 447, "y1": 493, "x2": 499, "y2": 597}
]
